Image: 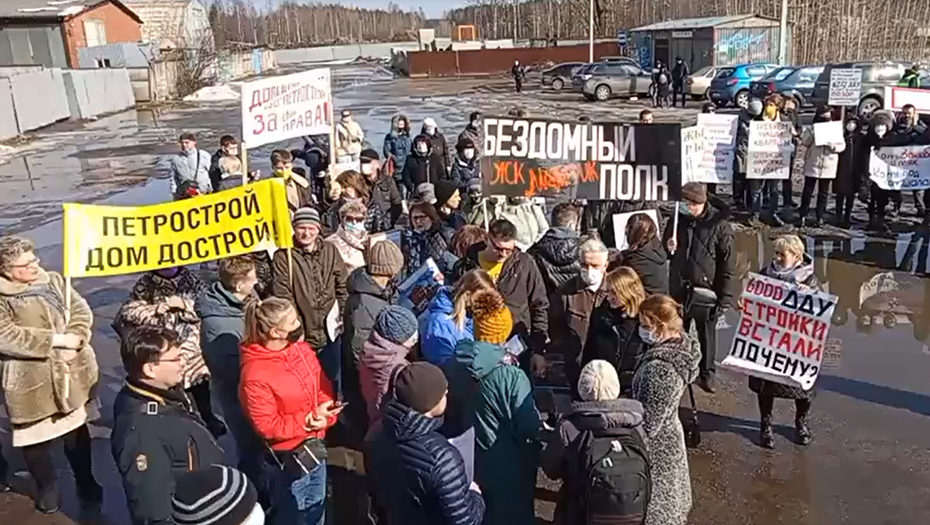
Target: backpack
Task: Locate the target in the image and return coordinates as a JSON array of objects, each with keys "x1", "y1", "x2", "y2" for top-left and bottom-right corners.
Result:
[{"x1": 571, "y1": 425, "x2": 651, "y2": 525}]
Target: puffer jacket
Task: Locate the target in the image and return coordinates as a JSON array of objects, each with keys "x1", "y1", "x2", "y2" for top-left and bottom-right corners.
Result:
[
  {"x1": 452, "y1": 340, "x2": 539, "y2": 525},
  {"x1": 801, "y1": 127, "x2": 846, "y2": 179},
  {"x1": 618, "y1": 236, "x2": 669, "y2": 295},
  {"x1": 527, "y1": 226, "x2": 580, "y2": 296},
  {"x1": 239, "y1": 340, "x2": 336, "y2": 452},
  {"x1": 369, "y1": 398, "x2": 485, "y2": 525},
  {"x1": 0, "y1": 269, "x2": 98, "y2": 426},
  {"x1": 383, "y1": 116, "x2": 413, "y2": 176},
  {"x1": 403, "y1": 151, "x2": 446, "y2": 192},
  {"x1": 325, "y1": 226, "x2": 369, "y2": 275},
  {"x1": 195, "y1": 282, "x2": 246, "y2": 404},
  {"x1": 420, "y1": 287, "x2": 473, "y2": 365},
  {"x1": 358, "y1": 332, "x2": 411, "y2": 436},
  {"x1": 450, "y1": 155, "x2": 479, "y2": 189},
  {"x1": 582, "y1": 302, "x2": 645, "y2": 396},
  {"x1": 749, "y1": 254, "x2": 821, "y2": 400},
  {"x1": 540, "y1": 398, "x2": 646, "y2": 525},
  {"x1": 632, "y1": 335, "x2": 701, "y2": 525},
  {"x1": 581, "y1": 200, "x2": 657, "y2": 249},
  {"x1": 663, "y1": 200, "x2": 735, "y2": 309},
  {"x1": 271, "y1": 239, "x2": 348, "y2": 350}
]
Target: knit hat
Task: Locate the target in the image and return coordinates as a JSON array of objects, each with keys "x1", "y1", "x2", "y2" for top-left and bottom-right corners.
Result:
[
  {"x1": 172, "y1": 466, "x2": 258, "y2": 525},
  {"x1": 434, "y1": 180, "x2": 459, "y2": 208},
  {"x1": 360, "y1": 148, "x2": 380, "y2": 163},
  {"x1": 375, "y1": 305, "x2": 418, "y2": 345},
  {"x1": 577, "y1": 360, "x2": 621, "y2": 402},
  {"x1": 467, "y1": 178, "x2": 482, "y2": 194},
  {"x1": 417, "y1": 182, "x2": 437, "y2": 205},
  {"x1": 368, "y1": 240, "x2": 404, "y2": 277},
  {"x1": 293, "y1": 207, "x2": 321, "y2": 229},
  {"x1": 681, "y1": 182, "x2": 707, "y2": 205},
  {"x1": 470, "y1": 290, "x2": 513, "y2": 344},
  {"x1": 423, "y1": 117, "x2": 438, "y2": 129},
  {"x1": 394, "y1": 362, "x2": 448, "y2": 414}
]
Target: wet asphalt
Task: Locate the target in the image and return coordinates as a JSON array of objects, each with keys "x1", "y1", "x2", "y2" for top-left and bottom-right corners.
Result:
[{"x1": 1, "y1": 65, "x2": 929, "y2": 525}]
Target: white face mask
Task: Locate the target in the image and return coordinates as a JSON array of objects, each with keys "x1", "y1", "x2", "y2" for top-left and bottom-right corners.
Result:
[
  {"x1": 361, "y1": 164, "x2": 374, "y2": 176},
  {"x1": 846, "y1": 122, "x2": 857, "y2": 132},
  {"x1": 463, "y1": 148, "x2": 475, "y2": 160},
  {"x1": 241, "y1": 503, "x2": 266, "y2": 525},
  {"x1": 638, "y1": 326, "x2": 658, "y2": 345},
  {"x1": 580, "y1": 268, "x2": 604, "y2": 290},
  {"x1": 416, "y1": 144, "x2": 429, "y2": 154}
]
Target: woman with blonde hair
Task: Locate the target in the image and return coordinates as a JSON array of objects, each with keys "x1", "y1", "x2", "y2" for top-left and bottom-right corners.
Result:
[
  {"x1": 582, "y1": 267, "x2": 648, "y2": 395},
  {"x1": 751, "y1": 234, "x2": 820, "y2": 448},
  {"x1": 239, "y1": 297, "x2": 341, "y2": 525},
  {"x1": 633, "y1": 294, "x2": 701, "y2": 525},
  {"x1": 420, "y1": 268, "x2": 495, "y2": 365}
]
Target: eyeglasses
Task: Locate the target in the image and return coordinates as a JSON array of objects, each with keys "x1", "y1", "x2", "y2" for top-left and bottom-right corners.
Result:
[
  {"x1": 411, "y1": 214, "x2": 429, "y2": 222},
  {"x1": 491, "y1": 241, "x2": 515, "y2": 255},
  {"x1": 12, "y1": 257, "x2": 40, "y2": 268}
]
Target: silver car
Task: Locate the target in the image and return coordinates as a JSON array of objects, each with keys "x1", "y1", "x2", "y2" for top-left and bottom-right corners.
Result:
[{"x1": 582, "y1": 62, "x2": 651, "y2": 101}]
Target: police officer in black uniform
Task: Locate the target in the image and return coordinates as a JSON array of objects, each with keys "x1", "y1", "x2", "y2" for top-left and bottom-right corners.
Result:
[{"x1": 111, "y1": 326, "x2": 227, "y2": 525}]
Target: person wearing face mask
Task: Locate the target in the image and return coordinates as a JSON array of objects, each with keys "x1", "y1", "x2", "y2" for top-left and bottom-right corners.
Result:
[
  {"x1": 336, "y1": 168, "x2": 392, "y2": 234},
  {"x1": 383, "y1": 114, "x2": 413, "y2": 192},
  {"x1": 172, "y1": 466, "x2": 265, "y2": 525},
  {"x1": 403, "y1": 202, "x2": 453, "y2": 277},
  {"x1": 746, "y1": 234, "x2": 820, "y2": 449},
  {"x1": 548, "y1": 238, "x2": 610, "y2": 392},
  {"x1": 112, "y1": 326, "x2": 228, "y2": 525},
  {"x1": 671, "y1": 57, "x2": 689, "y2": 108},
  {"x1": 778, "y1": 97, "x2": 801, "y2": 208},
  {"x1": 664, "y1": 182, "x2": 734, "y2": 393},
  {"x1": 458, "y1": 111, "x2": 483, "y2": 154},
  {"x1": 512, "y1": 59, "x2": 526, "y2": 93},
  {"x1": 195, "y1": 256, "x2": 269, "y2": 506},
  {"x1": 325, "y1": 199, "x2": 371, "y2": 275},
  {"x1": 748, "y1": 94, "x2": 786, "y2": 226},
  {"x1": 434, "y1": 179, "x2": 467, "y2": 233},
  {"x1": 272, "y1": 208, "x2": 348, "y2": 397},
  {"x1": 863, "y1": 111, "x2": 894, "y2": 232},
  {"x1": 797, "y1": 106, "x2": 846, "y2": 228},
  {"x1": 618, "y1": 212, "x2": 668, "y2": 295},
  {"x1": 114, "y1": 265, "x2": 227, "y2": 437},
  {"x1": 271, "y1": 149, "x2": 311, "y2": 213},
  {"x1": 632, "y1": 295, "x2": 700, "y2": 525},
  {"x1": 170, "y1": 132, "x2": 213, "y2": 199},
  {"x1": 404, "y1": 134, "x2": 445, "y2": 197},
  {"x1": 582, "y1": 266, "x2": 648, "y2": 397},
  {"x1": 360, "y1": 148, "x2": 403, "y2": 227},
  {"x1": 528, "y1": 203, "x2": 582, "y2": 296},
  {"x1": 451, "y1": 137, "x2": 480, "y2": 190},
  {"x1": 835, "y1": 116, "x2": 863, "y2": 228},
  {"x1": 892, "y1": 104, "x2": 930, "y2": 220},
  {"x1": 335, "y1": 109, "x2": 365, "y2": 162},
  {"x1": 240, "y1": 297, "x2": 341, "y2": 525},
  {"x1": 421, "y1": 117, "x2": 452, "y2": 171},
  {"x1": 734, "y1": 99, "x2": 763, "y2": 211}
]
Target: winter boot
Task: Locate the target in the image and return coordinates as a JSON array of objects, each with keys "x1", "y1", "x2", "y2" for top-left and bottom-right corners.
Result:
[
  {"x1": 760, "y1": 417, "x2": 775, "y2": 449},
  {"x1": 795, "y1": 415, "x2": 812, "y2": 446}
]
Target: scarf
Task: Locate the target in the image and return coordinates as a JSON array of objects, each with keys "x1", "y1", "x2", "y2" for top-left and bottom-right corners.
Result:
[{"x1": 15, "y1": 282, "x2": 66, "y2": 319}]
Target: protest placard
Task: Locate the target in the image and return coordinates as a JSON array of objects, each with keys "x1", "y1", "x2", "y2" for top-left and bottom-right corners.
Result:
[
  {"x1": 480, "y1": 117, "x2": 682, "y2": 201},
  {"x1": 696, "y1": 113, "x2": 737, "y2": 184},
  {"x1": 397, "y1": 258, "x2": 444, "y2": 316},
  {"x1": 746, "y1": 121, "x2": 793, "y2": 180},
  {"x1": 828, "y1": 68, "x2": 862, "y2": 106},
  {"x1": 721, "y1": 273, "x2": 837, "y2": 391},
  {"x1": 612, "y1": 209, "x2": 659, "y2": 250},
  {"x1": 680, "y1": 125, "x2": 704, "y2": 184},
  {"x1": 883, "y1": 85, "x2": 930, "y2": 112},
  {"x1": 330, "y1": 160, "x2": 361, "y2": 177},
  {"x1": 241, "y1": 68, "x2": 332, "y2": 148},
  {"x1": 813, "y1": 121, "x2": 844, "y2": 147},
  {"x1": 869, "y1": 145, "x2": 930, "y2": 190},
  {"x1": 63, "y1": 179, "x2": 293, "y2": 278}
]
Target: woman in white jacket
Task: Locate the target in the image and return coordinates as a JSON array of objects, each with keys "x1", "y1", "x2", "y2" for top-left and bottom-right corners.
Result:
[{"x1": 798, "y1": 106, "x2": 846, "y2": 227}]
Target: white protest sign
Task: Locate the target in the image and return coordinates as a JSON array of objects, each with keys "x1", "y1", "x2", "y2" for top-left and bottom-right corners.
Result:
[
  {"x1": 696, "y1": 113, "x2": 737, "y2": 184},
  {"x1": 241, "y1": 68, "x2": 332, "y2": 148},
  {"x1": 828, "y1": 68, "x2": 862, "y2": 106},
  {"x1": 883, "y1": 86, "x2": 930, "y2": 112},
  {"x1": 746, "y1": 121, "x2": 793, "y2": 180},
  {"x1": 680, "y1": 125, "x2": 704, "y2": 183},
  {"x1": 869, "y1": 145, "x2": 930, "y2": 191},
  {"x1": 721, "y1": 273, "x2": 837, "y2": 391},
  {"x1": 612, "y1": 209, "x2": 659, "y2": 251},
  {"x1": 813, "y1": 121, "x2": 844, "y2": 147}
]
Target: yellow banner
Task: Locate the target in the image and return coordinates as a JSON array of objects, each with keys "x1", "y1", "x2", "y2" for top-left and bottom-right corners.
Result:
[{"x1": 63, "y1": 179, "x2": 294, "y2": 278}]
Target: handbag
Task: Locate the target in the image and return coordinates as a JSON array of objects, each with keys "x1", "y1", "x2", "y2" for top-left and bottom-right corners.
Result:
[{"x1": 683, "y1": 383, "x2": 701, "y2": 449}]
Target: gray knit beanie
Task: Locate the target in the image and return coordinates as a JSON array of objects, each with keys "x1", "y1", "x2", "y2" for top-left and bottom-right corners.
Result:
[{"x1": 374, "y1": 305, "x2": 418, "y2": 345}]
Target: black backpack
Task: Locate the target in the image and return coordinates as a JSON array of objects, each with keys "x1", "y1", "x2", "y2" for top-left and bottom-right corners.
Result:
[{"x1": 571, "y1": 426, "x2": 651, "y2": 525}]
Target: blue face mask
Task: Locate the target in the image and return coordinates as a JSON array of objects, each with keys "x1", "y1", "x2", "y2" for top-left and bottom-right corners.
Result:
[
  {"x1": 638, "y1": 326, "x2": 658, "y2": 345},
  {"x1": 678, "y1": 202, "x2": 692, "y2": 217}
]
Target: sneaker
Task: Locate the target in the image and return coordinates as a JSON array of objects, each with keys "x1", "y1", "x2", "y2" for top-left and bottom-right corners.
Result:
[{"x1": 696, "y1": 375, "x2": 716, "y2": 394}]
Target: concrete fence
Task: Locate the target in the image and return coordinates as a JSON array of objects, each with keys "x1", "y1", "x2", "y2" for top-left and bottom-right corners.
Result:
[{"x1": 63, "y1": 69, "x2": 136, "y2": 120}]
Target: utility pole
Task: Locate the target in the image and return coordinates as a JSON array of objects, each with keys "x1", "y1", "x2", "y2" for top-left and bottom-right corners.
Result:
[
  {"x1": 778, "y1": 0, "x2": 789, "y2": 64},
  {"x1": 513, "y1": 0, "x2": 518, "y2": 41},
  {"x1": 588, "y1": 0, "x2": 594, "y2": 62}
]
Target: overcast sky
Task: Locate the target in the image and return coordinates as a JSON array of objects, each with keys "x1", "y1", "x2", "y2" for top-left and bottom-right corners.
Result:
[{"x1": 256, "y1": 1, "x2": 463, "y2": 18}]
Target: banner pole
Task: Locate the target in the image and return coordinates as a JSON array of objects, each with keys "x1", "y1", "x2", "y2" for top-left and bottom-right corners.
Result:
[
  {"x1": 671, "y1": 203, "x2": 680, "y2": 255},
  {"x1": 287, "y1": 247, "x2": 294, "y2": 286},
  {"x1": 482, "y1": 199, "x2": 490, "y2": 232},
  {"x1": 241, "y1": 142, "x2": 249, "y2": 186}
]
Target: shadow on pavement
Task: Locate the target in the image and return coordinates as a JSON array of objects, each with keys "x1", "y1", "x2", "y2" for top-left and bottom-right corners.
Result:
[{"x1": 817, "y1": 374, "x2": 930, "y2": 417}]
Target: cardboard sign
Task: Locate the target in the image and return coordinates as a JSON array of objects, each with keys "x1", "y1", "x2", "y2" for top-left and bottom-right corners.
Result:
[
  {"x1": 746, "y1": 121, "x2": 793, "y2": 180},
  {"x1": 696, "y1": 113, "x2": 737, "y2": 184},
  {"x1": 828, "y1": 68, "x2": 862, "y2": 106},
  {"x1": 721, "y1": 273, "x2": 837, "y2": 391},
  {"x1": 813, "y1": 121, "x2": 844, "y2": 147},
  {"x1": 481, "y1": 117, "x2": 682, "y2": 201},
  {"x1": 680, "y1": 125, "x2": 704, "y2": 184},
  {"x1": 869, "y1": 145, "x2": 930, "y2": 190},
  {"x1": 883, "y1": 86, "x2": 930, "y2": 112},
  {"x1": 612, "y1": 209, "x2": 659, "y2": 251},
  {"x1": 397, "y1": 258, "x2": 444, "y2": 315},
  {"x1": 241, "y1": 68, "x2": 332, "y2": 148}
]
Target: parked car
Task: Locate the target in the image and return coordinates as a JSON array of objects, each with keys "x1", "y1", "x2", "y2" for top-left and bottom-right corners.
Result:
[
  {"x1": 811, "y1": 61, "x2": 929, "y2": 117},
  {"x1": 685, "y1": 65, "x2": 717, "y2": 100},
  {"x1": 709, "y1": 63, "x2": 779, "y2": 108},
  {"x1": 600, "y1": 56, "x2": 643, "y2": 68},
  {"x1": 571, "y1": 63, "x2": 598, "y2": 92},
  {"x1": 748, "y1": 65, "x2": 824, "y2": 108},
  {"x1": 542, "y1": 61, "x2": 584, "y2": 91},
  {"x1": 582, "y1": 62, "x2": 651, "y2": 101}
]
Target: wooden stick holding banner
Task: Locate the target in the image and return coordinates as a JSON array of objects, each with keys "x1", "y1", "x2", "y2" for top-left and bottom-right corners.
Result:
[
  {"x1": 671, "y1": 203, "x2": 679, "y2": 254},
  {"x1": 482, "y1": 199, "x2": 489, "y2": 232},
  {"x1": 287, "y1": 247, "x2": 294, "y2": 285}
]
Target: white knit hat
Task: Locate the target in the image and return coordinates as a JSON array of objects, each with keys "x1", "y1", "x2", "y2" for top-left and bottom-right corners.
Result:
[{"x1": 577, "y1": 360, "x2": 621, "y2": 401}]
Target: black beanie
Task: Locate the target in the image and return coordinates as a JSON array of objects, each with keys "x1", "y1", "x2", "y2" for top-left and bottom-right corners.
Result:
[
  {"x1": 434, "y1": 180, "x2": 459, "y2": 208},
  {"x1": 394, "y1": 362, "x2": 448, "y2": 414},
  {"x1": 172, "y1": 466, "x2": 258, "y2": 525}
]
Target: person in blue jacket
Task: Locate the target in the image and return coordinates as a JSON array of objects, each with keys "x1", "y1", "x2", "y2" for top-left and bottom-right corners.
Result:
[
  {"x1": 383, "y1": 115, "x2": 412, "y2": 196},
  {"x1": 421, "y1": 270, "x2": 492, "y2": 365}
]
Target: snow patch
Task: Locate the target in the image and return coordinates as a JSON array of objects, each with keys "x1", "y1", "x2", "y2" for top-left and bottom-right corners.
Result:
[{"x1": 183, "y1": 84, "x2": 241, "y2": 102}]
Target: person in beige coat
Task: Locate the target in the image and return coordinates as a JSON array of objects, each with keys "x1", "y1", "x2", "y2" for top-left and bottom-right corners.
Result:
[
  {"x1": 0, "y1": 235, "x2": 102, "y2": 513},
  {"x1": 798, "y1": 106, "x2": 847, "y2": 227}
]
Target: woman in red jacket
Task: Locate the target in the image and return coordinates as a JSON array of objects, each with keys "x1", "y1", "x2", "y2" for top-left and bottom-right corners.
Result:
[{"x1": 239, "y1": 297, "x2": 342, "y2": 525}]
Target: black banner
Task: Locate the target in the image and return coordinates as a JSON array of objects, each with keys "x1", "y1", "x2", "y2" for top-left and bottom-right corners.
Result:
[{"x1": 480, "y1": 117, "x2": 682, "y2": 201}]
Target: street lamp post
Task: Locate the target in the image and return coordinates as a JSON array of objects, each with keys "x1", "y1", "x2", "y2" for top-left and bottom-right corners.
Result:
[{"x1": 588, "y1": 0, "x2": 594, "y2": 62}]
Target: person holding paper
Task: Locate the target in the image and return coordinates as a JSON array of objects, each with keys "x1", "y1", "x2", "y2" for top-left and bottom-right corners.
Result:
[
  {"x1": 892, "y1": 104, "x2": 930, "y2": 222},
  {"x1": 420, "y1": 269, "x2": 493, "y2": 366},
  {"x1": 862, "y1": 112, "x2": 894, "y2": 233},
  {"x1": 403, "y1": 202, "x2": 454, "y2": 277},
  {"x1": 798, "y1": 106, "x2": 846, "y2": 228},
  {"x1": 746, "y1": 234, "x2": 819, "y2": 449}
]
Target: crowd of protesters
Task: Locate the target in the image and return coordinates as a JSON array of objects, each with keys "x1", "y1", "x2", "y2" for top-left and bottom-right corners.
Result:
[{"x1": 0, "y1": 99, "x2": 877, "y2": 525}]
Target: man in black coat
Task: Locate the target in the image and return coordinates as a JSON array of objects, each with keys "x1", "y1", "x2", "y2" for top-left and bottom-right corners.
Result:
[
  {"x1": 360, "y1": 148, "x2": 403, "y2": 227},
  {"x1": 663, "y1": 182, "x2": 735, "y2": 393},
  {"x1": 528, "y1": 202, "x2": 582, "y2": 296},
  {"x1": 671, "y1": 57, "x2": 690, "y2": 108},
  {"x1": 111, "y1": 326, "x2": 227, "y2": 525}
]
